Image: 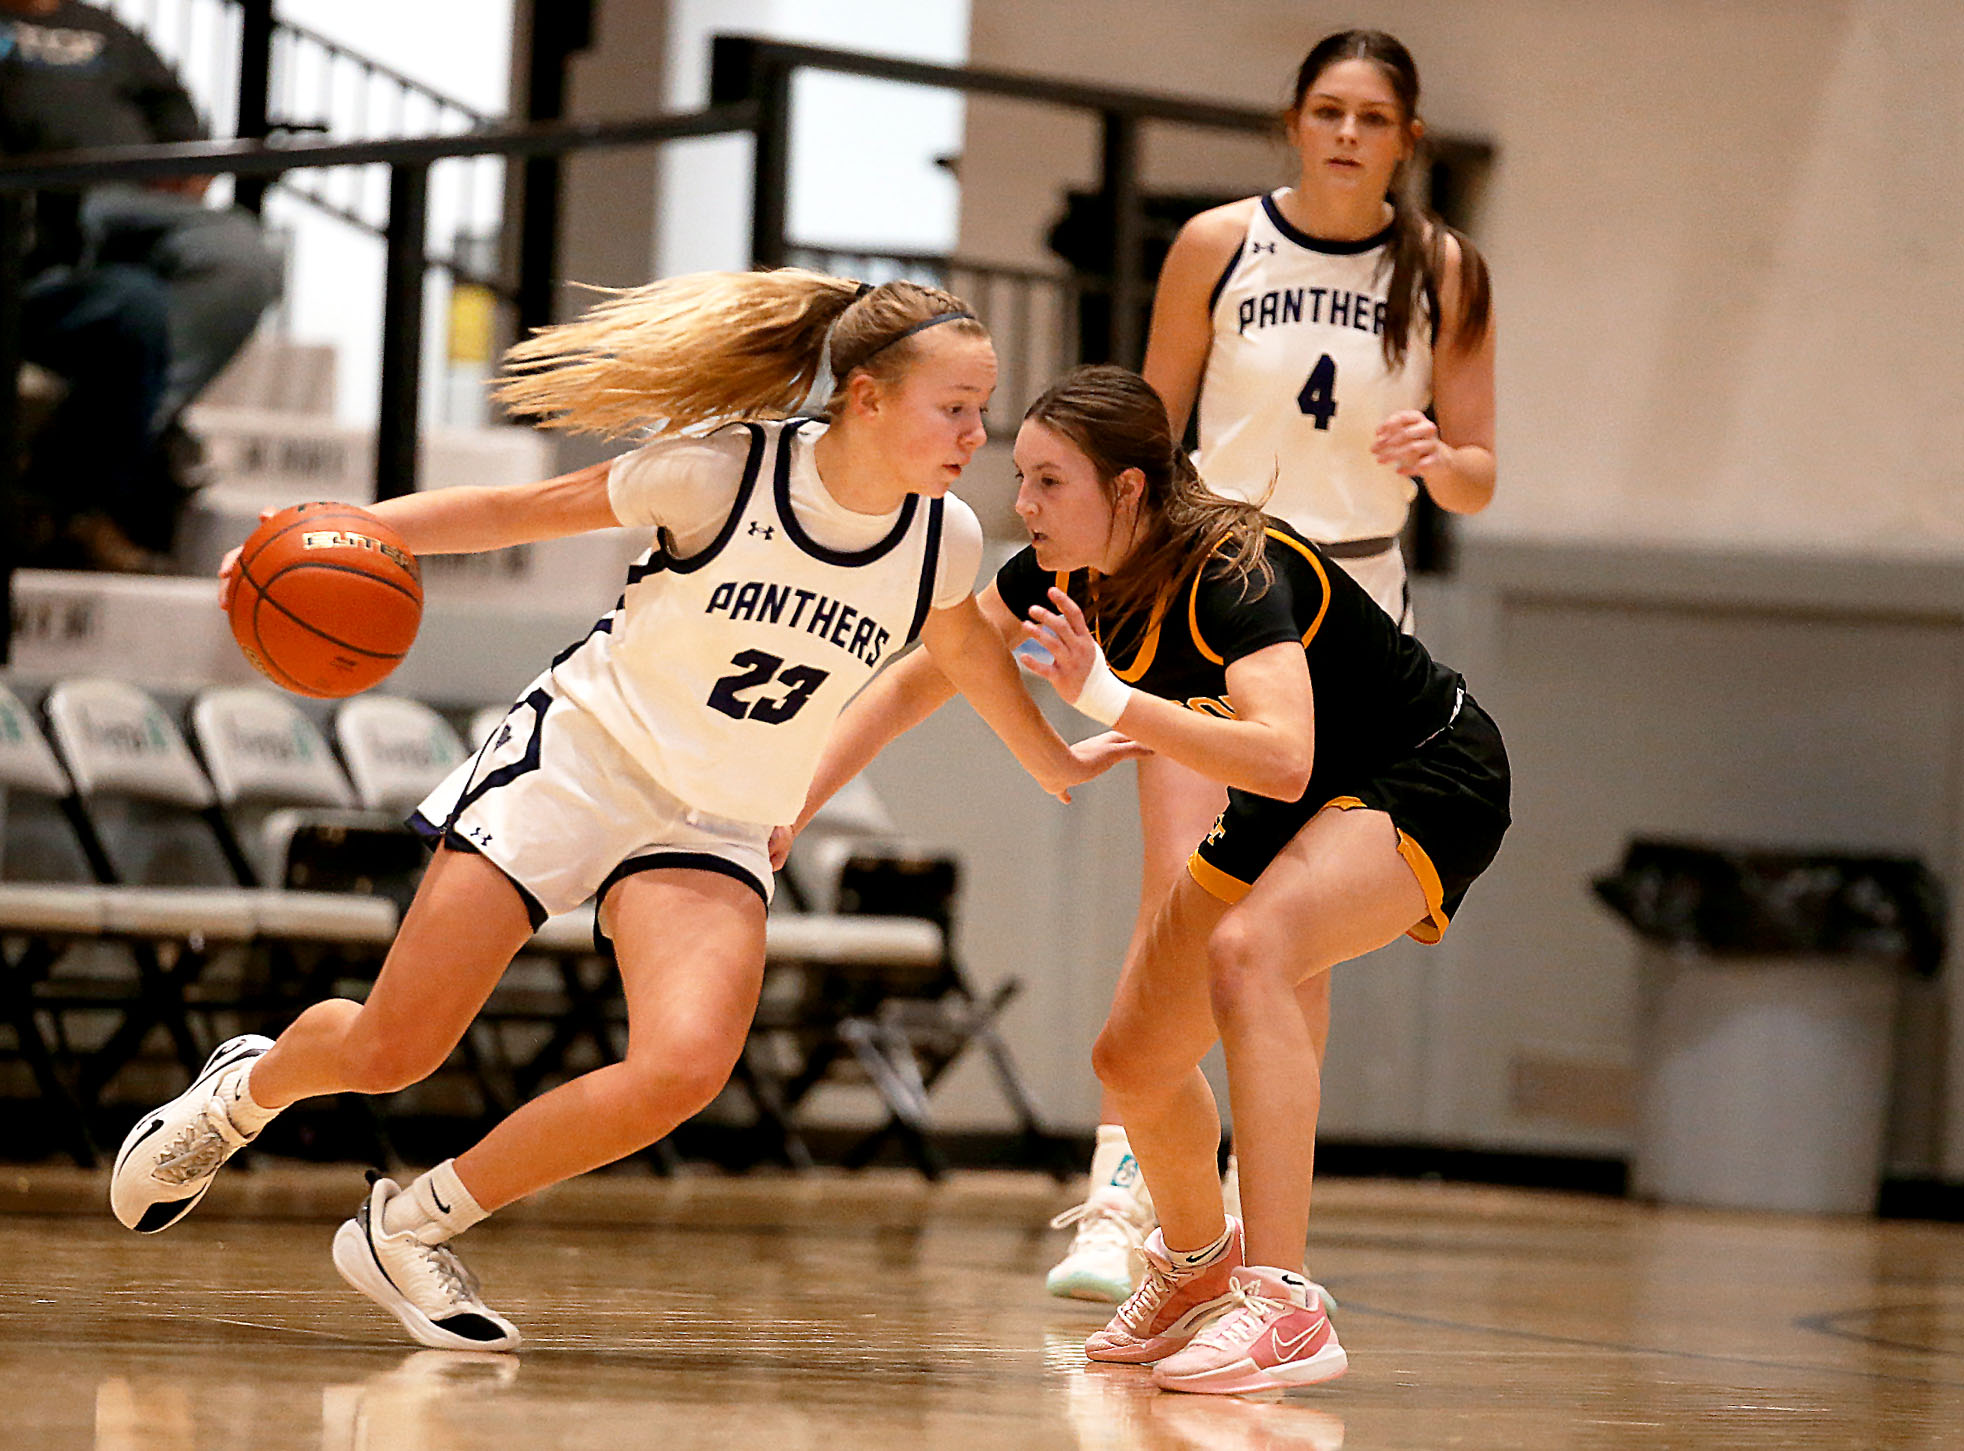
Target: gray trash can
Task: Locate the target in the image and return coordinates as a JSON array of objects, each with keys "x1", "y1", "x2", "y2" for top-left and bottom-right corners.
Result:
[
  {"x1": 1631, "y1": 947, "x2": 1901, "y2": 1213},
  {"x1": 1594, "y1": 840, "x2": 1943, "y2": 1215}
]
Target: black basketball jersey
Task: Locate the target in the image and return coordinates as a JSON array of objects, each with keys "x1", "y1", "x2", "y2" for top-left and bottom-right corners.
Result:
[{"x1": 995, "y1": 518, "x2": 1464, "y2": 792}]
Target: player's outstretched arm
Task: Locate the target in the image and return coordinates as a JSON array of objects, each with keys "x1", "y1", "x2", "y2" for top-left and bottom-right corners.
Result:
[
  {"x1": 1022, "y1": 587, "x2": 1314, "y2": 801},
  {"x1": 216, "y1": 462, "x2": 624, "y2": 608},
  {"x1": 920, "y1": 589, "x2": 1145, "y2": 803},
  {"x1": 774, "y1": 585, "x2": 1147, "y2": 871},
  {"x1": 365, "y1": 461, "x2": 622, "y2": 555},
  {"x1": 784, "y1": 636, "x2": 959, "y2": 852}
]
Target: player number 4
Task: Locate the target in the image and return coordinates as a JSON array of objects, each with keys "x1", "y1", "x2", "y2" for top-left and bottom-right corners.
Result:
[
  {"x1": 1296, "y1": 353, "x2": 1337, "y2": 430},
  {"x1": 706, "y1": 649, "x2": 830, "y2": 724}
]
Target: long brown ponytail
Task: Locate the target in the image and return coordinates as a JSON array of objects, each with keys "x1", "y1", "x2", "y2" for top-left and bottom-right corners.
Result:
[
  {"x1": 1025, "y1": 365, "x2": 1272, "y2": 642},
  {"x1": 1290, "y1": 30, "x2": 1492, "y2": 366},
  {"x1": 493, "y1": 269, "x2": 987, "y2": 438}
]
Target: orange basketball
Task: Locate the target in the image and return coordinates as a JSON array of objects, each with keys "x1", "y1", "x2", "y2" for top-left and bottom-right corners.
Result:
[{"x1": 228, "y1": 501, "x2": 423, "y2": 699}]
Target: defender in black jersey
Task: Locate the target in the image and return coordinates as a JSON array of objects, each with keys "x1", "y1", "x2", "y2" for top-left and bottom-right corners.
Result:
[
  {"x1": 995, "y1": 517, "x2": 1507, "y2": 942},
  {"x1": 790, "y1": 363, "x2": 1509, "y2": 1396}
]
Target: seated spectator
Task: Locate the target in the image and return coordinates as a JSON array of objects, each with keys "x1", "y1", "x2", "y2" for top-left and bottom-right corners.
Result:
[
  {"x1": 1, "y1": 0, "x2": 284, "y2": 564},
  {"x1": 19, "y1": 261, "x2": 172, "y2": 571}
]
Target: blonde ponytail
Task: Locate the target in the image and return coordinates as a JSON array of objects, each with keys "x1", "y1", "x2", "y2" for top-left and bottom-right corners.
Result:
[{"x1": 493, "y1": 268, "x2": 986, "y2": 439}]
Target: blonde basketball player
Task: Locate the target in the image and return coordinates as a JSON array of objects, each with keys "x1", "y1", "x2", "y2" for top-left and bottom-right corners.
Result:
[
  {"x1": 108, "y1": 272, "x2": 1139, "y2": 1352},
  {"x1": 1047, "y1": 27, "x2": 1499, "y2": 1307}
]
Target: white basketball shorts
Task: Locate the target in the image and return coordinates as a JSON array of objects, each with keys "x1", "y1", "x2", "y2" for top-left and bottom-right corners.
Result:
[{"x1": 410, "y1": 680, "x2": 775, "y2": 926}]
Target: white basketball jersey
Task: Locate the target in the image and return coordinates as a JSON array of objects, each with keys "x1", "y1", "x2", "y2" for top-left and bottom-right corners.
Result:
[
  {"x1": 1197, "y1": 194, "x2": 1433, "y2": 543},
  {"x1": 549, "y1": 419, "x2": 950, "y2": 825}
]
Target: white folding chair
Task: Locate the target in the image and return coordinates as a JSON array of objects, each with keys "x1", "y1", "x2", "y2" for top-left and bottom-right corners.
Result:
[
  {"x1": 41, "y1": 676, "x2": 257, "y2": 1096},
  {"x1": 186, "y1": 686, "x2": 400, "y2": 948},
  {"x1": 0, "y1": 680, "x2": 114, "y2": 1162},
  {"x1": 760, "y1": 774, "x2": 1062, "y2": 1178},
  {"x1": 333, "y1": 695, "x2": 469, "y2": 815}
]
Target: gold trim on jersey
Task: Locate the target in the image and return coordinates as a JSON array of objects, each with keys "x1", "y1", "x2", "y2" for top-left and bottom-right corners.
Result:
[
  {"x1": 1325, "y1": 795, "x2": 1448, "y2": 943},
  {"x1": 1186, "y1": 528, "x2": 1332, "y2": 666},
  {"x1": 1069, "y1": 570, "x2": 1168, "y2": 684}
]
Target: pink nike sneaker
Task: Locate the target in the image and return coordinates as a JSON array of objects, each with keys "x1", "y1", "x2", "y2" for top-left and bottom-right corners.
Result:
[
  {"x1": 1146, "y1": 1272, "x2": 1351, "y2": 1397},
  {"x1": 1085, "y1": 1219, "x2": 1243, "y2": 1365},
  {"x1": 1150, "y1": 1265, "x2": 1347, "y2": 1394}
]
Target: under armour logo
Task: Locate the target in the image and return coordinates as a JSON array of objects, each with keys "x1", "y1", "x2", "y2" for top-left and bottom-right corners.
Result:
[
  {"x1": 1205, "y1": 815, "x2": 1228, "y2": 847},
  {"x1": 748, "y1": 522, "x2": 775, "y2": 540},
  {"x1": 1249, "y1": 240, "x2": 1276, "y2": 255}
]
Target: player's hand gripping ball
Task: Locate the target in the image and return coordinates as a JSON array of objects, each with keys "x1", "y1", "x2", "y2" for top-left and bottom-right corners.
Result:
[{"x1": 226, "y1": 502, "x2": 423, "y2": 698}]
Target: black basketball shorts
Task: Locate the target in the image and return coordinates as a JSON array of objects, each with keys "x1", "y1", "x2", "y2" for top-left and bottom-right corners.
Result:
[{"x1": 1188, "y1": 694, "x2": 1511, "y2": 943}]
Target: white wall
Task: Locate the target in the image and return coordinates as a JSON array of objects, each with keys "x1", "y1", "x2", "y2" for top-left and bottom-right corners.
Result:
[
  {"x1": 962, "y1": 0, "x2": 1964, "y2": 558},
  {"x1": 657, "y1": 0, "x2": 970, "y2": 276}
]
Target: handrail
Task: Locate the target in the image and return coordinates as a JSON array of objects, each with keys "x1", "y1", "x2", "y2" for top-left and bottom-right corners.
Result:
[
  {"x1": 710, "y1": 35, "x2": 1491, "y2": 366},
  {"x1": 0, "y1": 105, "x2": 757, "y2": 189},
  {"x1": 0, "y1": 102, "x2": 758, "y2": 503},
  {"x1": 709, "y1": 36, "x2": 1289, "y2": 131},
  {"x1": 263, "y1": 12, "x2": 493, "y2": 127}
]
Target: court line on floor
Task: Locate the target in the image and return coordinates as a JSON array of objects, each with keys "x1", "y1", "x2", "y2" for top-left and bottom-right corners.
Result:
[
  {"x1": 1794, "y1": 1304, "x2": 1964, "y2": 1358},
  {"x1": 1335, "y1": 1299, "x2": 1964, "y2": 1389}
]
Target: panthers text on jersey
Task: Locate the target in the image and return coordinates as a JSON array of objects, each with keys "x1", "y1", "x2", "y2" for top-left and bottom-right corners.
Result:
[
  {"x1": 549, "y1": 419, "x2": 965, "y2": 825},
  {"x1": 1197, "y1": 193, "x2": 1432, "y2": 545}
]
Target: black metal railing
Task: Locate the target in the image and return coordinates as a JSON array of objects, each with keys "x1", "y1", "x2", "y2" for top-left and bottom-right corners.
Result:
[
  {"x1": 731, "y1": 37, "x2": 1488, "y2": 392},
  {"x1": 1, "y1": 34, "x2": 1493, "y2": 503},
  {"x1": 0, "y1": 105, "x2": 756, "y2": 506},
  {"x1": 717, "y1": 35, "x2": 1292, "y2": 367},
  {"x1": 109, "y1": 0, "x2": 505, "y2": 285}
]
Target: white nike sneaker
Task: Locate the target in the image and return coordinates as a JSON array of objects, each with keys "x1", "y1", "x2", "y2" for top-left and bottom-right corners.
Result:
[
  {"x1": 1151, "y1": 1264, "x2": 1347, "y2": 1394},
  {"x1": 1048, "y1": 1127, "x2": 1156, "y2": 1302},
  {"x1": 110, "y1": 1034, "x2": 274, "y2": 1233},
  {"x1": 1047, "y1": 1184, "x2": 1155, "y2": 1302},
  {"x1": 331, "y1": 1176, "x2": 521, "y2": 1353}
]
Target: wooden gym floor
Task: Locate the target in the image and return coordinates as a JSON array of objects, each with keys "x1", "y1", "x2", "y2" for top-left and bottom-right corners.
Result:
[{"x1": 4, "y1": 1164, "x2": 1962, "y2": 1449}]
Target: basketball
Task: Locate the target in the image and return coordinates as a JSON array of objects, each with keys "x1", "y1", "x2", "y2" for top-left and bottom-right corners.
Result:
[{"x1": 227, "y1": 501, "x2": 423, "y2": 699}]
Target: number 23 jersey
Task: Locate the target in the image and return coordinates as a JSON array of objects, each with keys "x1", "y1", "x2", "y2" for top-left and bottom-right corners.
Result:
[
  {"x1": 1198, "y1": 193, "x2": 1432, "y2": 544},
  {"x1": 549, "y1": 418, "x2": 980, "y2": 826}
]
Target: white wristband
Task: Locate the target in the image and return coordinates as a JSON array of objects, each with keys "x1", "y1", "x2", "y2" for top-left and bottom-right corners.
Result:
[{"x1": 1073, "y1": 648, "x2": 1135, "y2": 727}]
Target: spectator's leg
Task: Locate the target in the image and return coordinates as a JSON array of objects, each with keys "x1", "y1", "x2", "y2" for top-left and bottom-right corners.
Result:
[
  {"x1": 83, "y1": 188, "x2": 284, "y2": 423},
  {"x1": 20, "y1": 266, "x2": 171, "y2": 568}
]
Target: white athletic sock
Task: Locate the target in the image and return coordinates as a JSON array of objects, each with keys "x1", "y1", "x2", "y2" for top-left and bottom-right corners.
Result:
[
  {"x1": 1086, "y1": 1124, "x2": 1152, "y2": 1214},
  {"x1": 381, "y1": 1159, "x2": 489, "y2": 1245},
  {"x1": 221, "y1": 1064, "x2": 280, "y2": 1136},
  {"x1": 1168, "y1": 1220, "x2": 1235, "y2": 1270},
  {"x1": 1269, "y1": 1267, "x2": 1313, "y2": 1307}
]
